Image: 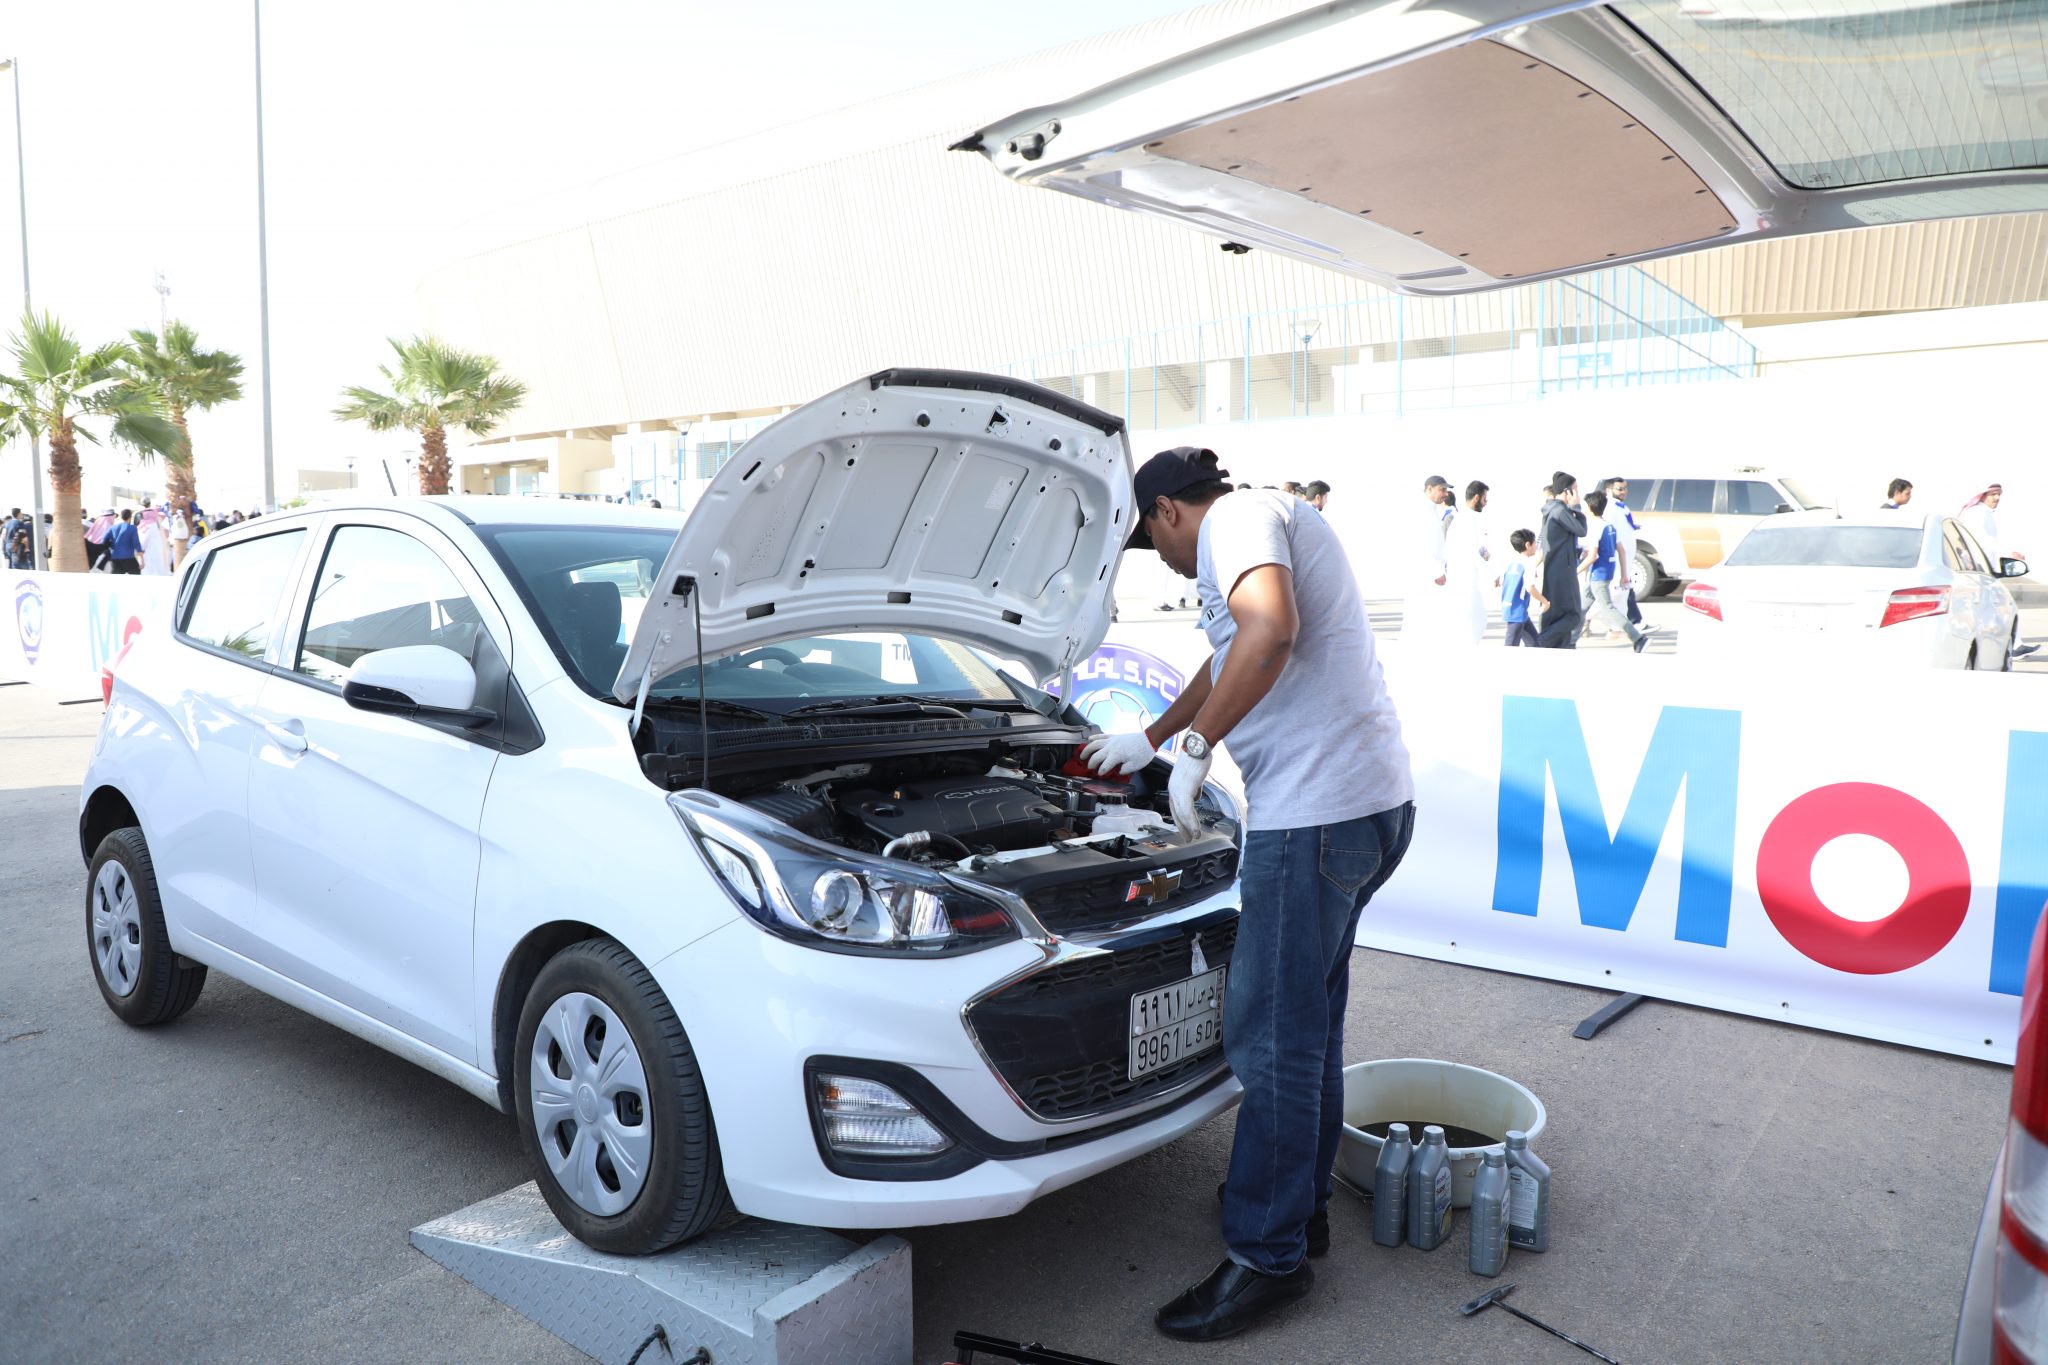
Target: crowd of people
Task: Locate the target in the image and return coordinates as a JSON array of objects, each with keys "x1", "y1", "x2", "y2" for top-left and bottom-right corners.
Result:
[
  {"x1": 2, "y1": 499, "x2": 268, "y2": 573},
  {"x1": 1404, "y1": 471, "x2": 1655, "y2": 652}
]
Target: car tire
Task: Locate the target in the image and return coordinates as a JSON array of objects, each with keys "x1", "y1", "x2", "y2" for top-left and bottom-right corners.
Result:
[
  {"x1": 1631, "y1": 547, "x2": 1669, "y2": 600},
  {"x1": 1966, "y1": 644, "x2": 1979, "y2": 672},
  {"x1": 514, "y1": 937, "x2": 732, "y2": 1254},
  {"x1": 2005, "y1": 627, "x2": 2019, "y2": 672},
  {"x1": 86, "y1": 827, "x2": 207, "y2": 1026}
]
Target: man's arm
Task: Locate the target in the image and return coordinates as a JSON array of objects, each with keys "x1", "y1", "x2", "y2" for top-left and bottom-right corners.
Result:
[
  {"x1": 1142, "y1": 657, "x2": 1216, "y2": 750},
  {"x1": 1187, "y1": 564, "x2": 1299, "y2": 745}
]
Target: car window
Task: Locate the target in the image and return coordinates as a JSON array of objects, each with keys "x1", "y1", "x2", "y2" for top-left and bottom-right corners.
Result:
[
  {"x1": 295, "y1": 526, "x2": 486, "y2": 687},
  {"x1": 471, "y1": 524, "x2": 672, "y2": 696},
  {"x1": 1725, "y1": 481, "x2": 1783, "y2": 516},
  {"x1": 1635, "y1": 480, "x2": 1666, "y2": 513},
  {"x1": 1726, "y1": 525, "x2": 1922, "y2": 569},
  {"x1": 1957, "y1": 524, "x2": 2002, "y2": 574},
  {"x1": 1943, "y1": 520, "x2": 1985, "y2": 575},
  {"x1": 179, "y1": 529, "x2": 308, "y2": 661},
  {"x1": 1668, "y1": 480, "x2": 1714, "y2": 514}
]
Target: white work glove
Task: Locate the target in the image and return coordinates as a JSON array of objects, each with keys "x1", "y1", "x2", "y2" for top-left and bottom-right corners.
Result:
[
  {"x1": 1168, "y1": 744, "x2": 1215, "y2": 843},
  {"x1": 1080, "y1": 730, "x2": 1157, "y2": 777}
]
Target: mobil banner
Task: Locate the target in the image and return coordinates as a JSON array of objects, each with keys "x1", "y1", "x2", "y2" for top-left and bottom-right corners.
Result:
[
  {"x1": 1083, "y1": 618, "x2": 2039, "y2": 1062},
  {"x1": 1, "y1": 572, "x2": 178, "y2": 700}
]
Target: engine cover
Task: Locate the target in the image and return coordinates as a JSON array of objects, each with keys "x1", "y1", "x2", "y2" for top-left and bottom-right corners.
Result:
[{"x1": 840, "y1": 774, "x2": 1064, "y2": 852}]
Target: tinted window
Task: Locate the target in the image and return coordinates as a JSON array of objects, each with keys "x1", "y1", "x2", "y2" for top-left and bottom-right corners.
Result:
[
  {"x1": 1636, "y1": 480, "x2": 1667, "y2": 512},
  {"x1": 296, "y1": 526, "x2": 485, "y2": 686},
  {"x1": 1668, "y1": 480, "x2": 1714, "y2": 514},
  {"x1": 1726, "y1": 481, "x2": 1784, "y2": 516},
  {"x1": 1727, "y1": 526, "x2": 1922, "y2": 569},
  {"x1": 180, "y1": 529, "x2": 307, "y2": 660},
  {"x1": 472, "y1": 524, "x2": 671, "y2": 696},
  {"x1": 1943, "y1": 521, "x2": 1985, "y2": 574}
]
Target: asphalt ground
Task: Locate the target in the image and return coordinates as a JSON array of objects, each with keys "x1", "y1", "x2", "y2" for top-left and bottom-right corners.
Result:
[{"x1": 0, "y1": 657, "x2": 2022, "y2": 1364}]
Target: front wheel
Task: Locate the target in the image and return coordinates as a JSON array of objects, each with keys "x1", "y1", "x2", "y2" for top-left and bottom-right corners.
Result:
[
  {"x1": 86, "y1": 827, "x2": 207, "y2": 1025},
  {"x1": 2004, "y1": 626, "x2": 2019, "y2": 672},
  {"x1": 513, "y1": 938, "x2": 732, "y2": 1254}
]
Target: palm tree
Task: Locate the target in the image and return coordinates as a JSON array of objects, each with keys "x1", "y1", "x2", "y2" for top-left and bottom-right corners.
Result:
[
  {"x1": 0, "y1": 311, "x2": 182, "y2": 572},
  {"x1": 333, "y1": 336, "x2": 527, "y2": 495},
  {"x1": 122, "y1": 322, "x2": 244, "y2": 512}
]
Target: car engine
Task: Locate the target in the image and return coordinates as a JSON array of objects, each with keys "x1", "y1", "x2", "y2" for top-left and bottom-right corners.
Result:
[{"x1": 731, "y1": 748, "x2": 1241, "y2": 935}]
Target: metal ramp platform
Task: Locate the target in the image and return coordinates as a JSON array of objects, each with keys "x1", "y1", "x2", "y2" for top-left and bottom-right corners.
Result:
[{"x1": 411, "y1": 1183, "x2": 912, "y2": 1365}]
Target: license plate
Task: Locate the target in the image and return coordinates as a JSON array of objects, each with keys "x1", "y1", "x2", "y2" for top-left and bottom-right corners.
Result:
[{"x1": 1128, "y1": 966, "x2": 1226, "y2": 1080}]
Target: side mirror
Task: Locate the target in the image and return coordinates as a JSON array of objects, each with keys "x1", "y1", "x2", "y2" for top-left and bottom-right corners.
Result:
[
  {"x1": 2002, "y1": 557, "x2": 2030, "y2": 580},
  {"x1": 342, "y1": 645, "x2": 495, "y2": 728},
  {"x1": 1774, "y1": 503, "x2": 1794, "y2": 514}
]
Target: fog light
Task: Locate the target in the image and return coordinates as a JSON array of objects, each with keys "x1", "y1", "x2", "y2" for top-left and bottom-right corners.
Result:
[{"x1": 813, "y1": 1074, "x2": 952, "y2": 1156}]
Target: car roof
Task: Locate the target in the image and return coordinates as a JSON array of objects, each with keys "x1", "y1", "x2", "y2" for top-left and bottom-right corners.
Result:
[{"x1": 206, "y1": 496, "x2": 684, "y2": 541}]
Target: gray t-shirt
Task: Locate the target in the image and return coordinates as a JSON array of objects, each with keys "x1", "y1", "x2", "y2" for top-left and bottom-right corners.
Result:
[{"x1": 1195, "y1": 489, "x2": 1413, "y2": 831}]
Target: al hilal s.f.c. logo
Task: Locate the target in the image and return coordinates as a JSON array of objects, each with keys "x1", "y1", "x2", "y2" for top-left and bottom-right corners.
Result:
[
  {"x1": 1049, "y1": 643, "x2": 1187, "y2": 753},
  {"x1": 13, "y1": 577, "x2": 42, "y2": 665}
]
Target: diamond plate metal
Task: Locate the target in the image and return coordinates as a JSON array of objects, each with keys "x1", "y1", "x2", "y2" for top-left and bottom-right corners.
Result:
[{"x1": 411, "y1": 1183, "x2": 912, "y2": 1365}]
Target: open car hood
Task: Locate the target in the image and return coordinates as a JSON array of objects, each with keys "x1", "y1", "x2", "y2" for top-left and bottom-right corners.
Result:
[
  {"x1": 962, "y1": 0, "x2": 2048, "y2": 294},
  {"x1": 614, "y1": 369, "x2": 1135, "y2": 701}
]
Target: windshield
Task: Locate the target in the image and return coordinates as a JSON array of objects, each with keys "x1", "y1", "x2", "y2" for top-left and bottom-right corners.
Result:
[
  {"x1": 1726, "y1": 524, "x2": 1923, "y2": 567},
  {"x1": 1777, "y1": 476, "x2": 1823, "y2": 510},
  {"x1": 475, "y1": 522, "x2": 1031, "y2": 709}
]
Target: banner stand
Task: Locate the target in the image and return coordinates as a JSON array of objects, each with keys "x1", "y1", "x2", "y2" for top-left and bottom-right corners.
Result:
[{"x1": 1571, "y1": 993, "x2": 1649, "y2": 1041}]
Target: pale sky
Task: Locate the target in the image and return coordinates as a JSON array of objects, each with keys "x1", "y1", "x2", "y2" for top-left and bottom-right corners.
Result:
[{"x1": 0, "y1": 0, "x2": 1199, "y2": 512}]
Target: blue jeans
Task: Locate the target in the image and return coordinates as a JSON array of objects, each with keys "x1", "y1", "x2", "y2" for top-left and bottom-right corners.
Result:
[{"x1": 1220, "y1": 801, "x2": 1416, "y2": 1273}]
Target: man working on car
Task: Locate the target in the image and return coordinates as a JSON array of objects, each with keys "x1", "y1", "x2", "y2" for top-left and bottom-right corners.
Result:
[{"x1": 1082, "y1": 446, "x2": 1415, "y2": 1342}]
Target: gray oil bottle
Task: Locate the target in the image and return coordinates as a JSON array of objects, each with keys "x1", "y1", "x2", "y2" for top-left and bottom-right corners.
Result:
[
  {"x1": 1406, "y1": 1124, "x2": 1452, "y2": 1251},
  {"x1": 1468, "y1": 1148, "x2": 1510, "y2": 1276},
  {"x1": 1371, "y1": 1123, "x2": 1413, "y2": 1248},
  {"x1": 1504, "y1": 1129, "x2": 1552, "y2": 1252}
]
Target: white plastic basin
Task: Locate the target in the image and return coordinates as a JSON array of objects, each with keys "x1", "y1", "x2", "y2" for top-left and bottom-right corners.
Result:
[{"x1": 1333, "y1": 1058, "x2": 1547, "y2": 1209}]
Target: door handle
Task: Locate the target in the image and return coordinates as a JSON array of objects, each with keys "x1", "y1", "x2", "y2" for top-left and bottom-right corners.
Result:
[{"x1": 263, "y1": 717, "x2": 308, "y2": 753}]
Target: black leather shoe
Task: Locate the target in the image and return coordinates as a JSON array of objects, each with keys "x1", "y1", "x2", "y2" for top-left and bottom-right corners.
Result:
[
  {"x1": 1156, "y1": 1256, "x2": 1314, "y2": 1341},
  {"x1": 1215, "y1": 1181, "x2": 1330, "y2": 1257}
]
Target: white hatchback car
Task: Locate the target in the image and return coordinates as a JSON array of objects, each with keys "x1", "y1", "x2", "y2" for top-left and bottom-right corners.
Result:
[
  {"x1": 80, "y1": 369, "x2": 1245, "y2": 1254},
  {"x1": 1678, "y1": 511, "x2": 2027, "y2": 670}
]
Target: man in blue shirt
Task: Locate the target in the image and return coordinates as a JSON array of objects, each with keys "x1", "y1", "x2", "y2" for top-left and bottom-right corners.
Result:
[
  {"x1": 105, "y1": 508, "x2": 142, "y2": 574},
  {"x1": 1501, "y1": 528, "x2": 1543, "y2": 646},
  {"x1": 1581, "y1": 492, "x2": 1647, "y2": 651},
  {"x1": 1883, "y1": 478, "x2": 1912, "y2": 510}
]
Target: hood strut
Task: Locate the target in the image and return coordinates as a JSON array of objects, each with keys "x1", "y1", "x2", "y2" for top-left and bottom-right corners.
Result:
[{"x1": 629, "y1": 577, "x2": 713, "y2": 790}]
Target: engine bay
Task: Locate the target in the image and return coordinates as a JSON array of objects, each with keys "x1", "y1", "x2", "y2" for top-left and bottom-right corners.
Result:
[{"x1": 723, "y1": 745, "x2": 1242, "y2": 933}]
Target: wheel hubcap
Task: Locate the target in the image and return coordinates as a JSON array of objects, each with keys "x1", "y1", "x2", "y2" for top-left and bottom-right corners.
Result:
[
  {"x1": 528, "y1": 991, "x2": 653, "y2": 1216},
  {"x1": 91, "y1": 860, "x2": 144, "y2": 998}
]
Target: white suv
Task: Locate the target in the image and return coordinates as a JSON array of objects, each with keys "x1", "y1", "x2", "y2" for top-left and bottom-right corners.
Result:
[{"x1": 79, "y1": 370, "x2": 1243, "y2": 1254}]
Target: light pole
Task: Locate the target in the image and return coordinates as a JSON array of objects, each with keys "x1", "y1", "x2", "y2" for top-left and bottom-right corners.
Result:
[
  {"x1": 252, "y1": 2, "x2": 276, "y2": 511},
  {"x1": 0, "y1": 57, "x2": 44, "y2": 570}
]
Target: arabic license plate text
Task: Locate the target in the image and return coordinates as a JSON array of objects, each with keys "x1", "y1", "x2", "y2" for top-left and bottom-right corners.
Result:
[{"x1": 1128, "y1": 966, "x2": 1226, "y2": 1080}]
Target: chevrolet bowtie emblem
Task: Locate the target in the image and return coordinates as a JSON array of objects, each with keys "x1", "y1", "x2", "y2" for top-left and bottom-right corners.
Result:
[{"x1": 1126, "y1": 869, "x2": 1183, "y2": 906}]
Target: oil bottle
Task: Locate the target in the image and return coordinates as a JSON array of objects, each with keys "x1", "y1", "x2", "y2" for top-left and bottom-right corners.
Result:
[
  {"x1": 1371, "y1": 1123, "x2": 1413, "y2": 1247},
  {"x1": 1406, "y1": 1124, "x2": 1452, "y2": 1251},
  {"x1": 1503, "y1": 1129, "x2": 1552, "y2": 1252},
  {"x1": 1468, "y1": 1148, "x2": 1510, "y2": 1276}
]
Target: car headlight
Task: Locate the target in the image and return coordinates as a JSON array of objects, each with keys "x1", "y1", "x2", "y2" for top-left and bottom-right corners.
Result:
[
  {"x1": 670, "y1": 795, "x2": 1020, "y2": 956},
  {"x1": 1200, "y1": 779, "x2": 1243, "y2": 828}
]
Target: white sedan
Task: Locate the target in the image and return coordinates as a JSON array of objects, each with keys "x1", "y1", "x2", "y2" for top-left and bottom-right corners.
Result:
[{"x1": 1678, "y1": 511, "x2": 2026, "y2": 670}]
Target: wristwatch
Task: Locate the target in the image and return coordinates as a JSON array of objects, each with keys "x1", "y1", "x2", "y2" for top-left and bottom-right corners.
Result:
[{"x1": 1181, "y1": 731, "x2": 1212, "y2": 761}]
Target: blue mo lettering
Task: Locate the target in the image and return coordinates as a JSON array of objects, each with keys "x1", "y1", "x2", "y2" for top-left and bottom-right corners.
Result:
[{"x1": 1493, "y1": 697, "x2": 1740, "y2": 946}]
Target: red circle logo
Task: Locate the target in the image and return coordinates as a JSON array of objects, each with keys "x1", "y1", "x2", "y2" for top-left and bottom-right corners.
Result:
[{"x1": 1755, "y1": 783, "x2": 1970, "y2": 975}]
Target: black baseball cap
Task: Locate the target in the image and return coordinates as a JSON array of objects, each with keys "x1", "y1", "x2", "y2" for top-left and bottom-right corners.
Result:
[{"x1": 1128, "y1": 446, "x2": 1230, "y2": 550}]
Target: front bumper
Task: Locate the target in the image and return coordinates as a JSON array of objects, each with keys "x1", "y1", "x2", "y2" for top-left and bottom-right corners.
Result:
[{"x1": 654, "y1": 893, "x2": 1242, "y2": 1228}]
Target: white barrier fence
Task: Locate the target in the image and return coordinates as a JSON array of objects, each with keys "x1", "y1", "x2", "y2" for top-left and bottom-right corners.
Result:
[
  {"x1": 1084, "y1": 620, "x2": 2042, "y2": 1063},
  {"x1": 2, "y1": 571, "x2": 177, "y2": 700}
]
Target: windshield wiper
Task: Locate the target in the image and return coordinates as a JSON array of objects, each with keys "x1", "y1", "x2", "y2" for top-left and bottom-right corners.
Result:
[
  {"x1": 644, "y1": 695, "x2": 782, "y2": 723},
  {"x1": 782, "y1": 696, "x2": 972, "y2": 719}
]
